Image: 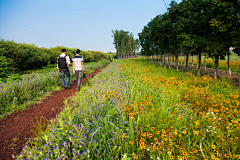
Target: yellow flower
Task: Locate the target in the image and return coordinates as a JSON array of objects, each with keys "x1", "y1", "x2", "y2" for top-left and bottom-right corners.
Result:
[
  {"x1": 147, "y1": 124, "x2": 150, "y2": 127},
  {"x1": 151, "y1": 127, "x2": 155, "y2": 130},
  {"x1": 182, "y1": 130, "x2": 187, "y2": 134},
  {"x1": 132, "y1": 153, "x2": 136, "y2": 158},
  {"x1": 121, "y1": 133, "x2": 125, "y2": 138},
  {"x1": 156, "y1": 131, "x2": 160, "y2": 134},
  {"x1": 140, "y1": 141, "x2": 146, "y2": 150},
  {"x1": 211, "y1": 145, "x2": 216, "y2": 149},
  {"x1": 195, "y1": 131, "x2": 199, "y2": 135},
  {"x1": 211, "y1": 154, "x2": 215, "y2": 159},
  {"x1": 195, "y1": 121, "x2": 200, "y2": 125},
  {"x1": 130, "y1": 141, "x2": 134, "y2": 145}
]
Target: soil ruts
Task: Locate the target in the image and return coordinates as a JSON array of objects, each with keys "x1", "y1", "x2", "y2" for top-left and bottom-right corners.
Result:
[{"x1": 0, "y1": 65, "x2": 108, "y2": 160}]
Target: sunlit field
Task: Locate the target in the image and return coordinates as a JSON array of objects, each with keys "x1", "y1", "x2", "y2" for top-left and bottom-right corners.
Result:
[
  {"x1": 16, "y1": 59, "x2": 239, "y2": 160},
  {"x1": 0, "y1": 59, "x2": 109, "y2": 119},
  {"x1": 140, "y1": 55, "x2": 240, "y2": 73}
]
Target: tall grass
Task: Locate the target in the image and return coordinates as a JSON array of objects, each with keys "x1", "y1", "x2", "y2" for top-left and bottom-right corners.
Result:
[
  {"x1": 0, "y1": 60, "x2": 109, "y2": 118},
  {"x1": 16, "y1": 59, "x2": 239, "y2": 160}
]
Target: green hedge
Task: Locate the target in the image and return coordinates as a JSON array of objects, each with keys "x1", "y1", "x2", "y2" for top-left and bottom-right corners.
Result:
[{"x1": 0, "y1": 40, "x2": 112, "y2": 73}]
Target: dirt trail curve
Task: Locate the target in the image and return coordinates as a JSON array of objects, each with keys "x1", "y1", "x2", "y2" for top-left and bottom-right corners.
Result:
[{"x1": 0, "y1": 65, "x2": 108, "y2": 160}]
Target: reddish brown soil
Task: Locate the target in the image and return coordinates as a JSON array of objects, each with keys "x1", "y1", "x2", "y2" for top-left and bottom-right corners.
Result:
[{"x1": 0, "y1": 65, "x2": 108, "y2": 160}]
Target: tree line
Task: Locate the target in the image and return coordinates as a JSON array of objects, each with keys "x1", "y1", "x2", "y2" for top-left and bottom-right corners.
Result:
[
  {"x1": 0, "y1": 39, "x2": 112, "y2": 74},
  {"x1": 138, "y1": 0, "x2": 240, "y2": 79},
  {"x1": 112, "y1": 30, "x2": 139, "y2": 59}
]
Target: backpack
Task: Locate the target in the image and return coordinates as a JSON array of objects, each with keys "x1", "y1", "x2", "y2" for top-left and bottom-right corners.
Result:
[{"x1": 58, "y1": 55, "x2": 68, "y2": 69}]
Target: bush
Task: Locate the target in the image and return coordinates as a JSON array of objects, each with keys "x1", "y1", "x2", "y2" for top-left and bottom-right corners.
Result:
[
  {"x1": 0, "y1": 40, "x2": 112, "y2": 75},
  {"x1": 0, "y1": 56, "x2": 9, "y2": 82}
]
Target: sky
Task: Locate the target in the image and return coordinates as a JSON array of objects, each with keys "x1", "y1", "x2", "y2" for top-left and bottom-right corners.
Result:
[{"x1": 0, "y1": 0, "x2": 182, "y2": 52}]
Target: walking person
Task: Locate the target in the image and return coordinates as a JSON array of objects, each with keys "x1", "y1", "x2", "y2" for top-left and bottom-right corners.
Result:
[
  {"x1": 57, "y1": 49, "x2": 71, "y2": 90},
  {"x1": 72, "y1": 49, "x2": 84, "y2": 91}
]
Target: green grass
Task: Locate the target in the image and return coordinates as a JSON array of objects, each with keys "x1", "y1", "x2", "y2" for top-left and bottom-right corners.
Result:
[
  {"x1": 16, "y1": 59, "x2": 239, "y2": 160},
  {"x1": 0, "y1": 60, "x2": 109, "y2": 120}
]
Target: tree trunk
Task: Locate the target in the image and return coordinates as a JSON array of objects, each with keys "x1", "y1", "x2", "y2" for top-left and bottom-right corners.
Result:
[
  {"x1": 198, "y1": 52, "x2": 201, "y2": 71},
  {"x1": 172, "y1": 54, "x2": 175, "y2": 65},
  {"x1": 181, "y1": 53, "x2": 183, "y2": 65},
  {"x1": 214, "y1": 56, "x2": 219, "y2": 79},
  {"x1": 186, "y1": 48, "x2": 189, "y2": 72},
  {"x1": 175, "y1": 51, "x2": 178, "y2": 71},
  {"x1": 192, "y1": 55, "x2": 194, "y2": 67},
  {"x1": 164, "y1": 51, "x2": 166, "y2": 67},
  {"x1": 197, "y1": 55, "x2": 199, "y2": 69},
  {"x1": 227, "y1": 52, "x2": 231, "y2": 75},
  {"x1": 160, "y1": 53, "x2": 163, "y2": 66},
  {"x1": 204, "y1": 53, "x2": 206, "y2": 70},
  {"x1": 168, "y1": 52, "x2": 170, "y2": 69}
]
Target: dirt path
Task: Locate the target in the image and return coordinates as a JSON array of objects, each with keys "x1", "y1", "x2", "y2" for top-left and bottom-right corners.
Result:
[{"x1": 0, "y1": 65, "x2": 108, "y2": 160}]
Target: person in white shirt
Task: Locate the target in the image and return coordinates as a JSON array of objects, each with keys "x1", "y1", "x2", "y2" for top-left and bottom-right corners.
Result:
[
  {"x1": 72, "y1": 49, "x2": 84, "y2": 91},
  {"x1": 57, "y1": 49, "x2": 71, "y2": 90}
]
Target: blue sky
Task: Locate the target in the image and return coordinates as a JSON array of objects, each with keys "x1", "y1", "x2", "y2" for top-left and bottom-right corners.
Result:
[{"x1": 0, "y1": 0, "x2": 182, "y2": 52}]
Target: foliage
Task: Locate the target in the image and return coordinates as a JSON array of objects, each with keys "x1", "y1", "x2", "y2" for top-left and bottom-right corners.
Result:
[
  {"x1": 17, "y1": 59, "x2": 239, "y2": 160},
  {"x1": 0, "y1": 40, "x2": 112, "y2": 75},
  {"x1": 0, "y1": 60, "x2": 109, "y2": 117},
  {"x1": 112, "y1": 30, "x2": 139, "y2": 59},
  {"x1": 0, "y1": 56, "x2": 9, "y2": 82},
  {"x1": 138, "y1": 0, "x2": 240, "y2": 78}
]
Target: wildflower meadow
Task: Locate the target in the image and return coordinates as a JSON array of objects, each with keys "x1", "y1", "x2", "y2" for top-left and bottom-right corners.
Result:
[
  {"x1": 0, "y1": 59, "x2": 109, "y2": 118},
  {"x1": 16, "y1": 59, "x2": 239, "y2": 159}
]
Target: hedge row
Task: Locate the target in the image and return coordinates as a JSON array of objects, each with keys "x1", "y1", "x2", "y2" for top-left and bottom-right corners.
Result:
[{"x1": 0, "y1": 39, "x2": 112, "y2": 72}]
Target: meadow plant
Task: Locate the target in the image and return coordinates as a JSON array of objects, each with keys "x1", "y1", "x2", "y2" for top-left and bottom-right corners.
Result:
[
  {"x1": 17, "y1": 59, "x2": 239, "y2": 159},
  {"x1": 0, "y1": 60, "x2": 109, "y2": 117},
  {"x1": 17, "y1": 61, "x2": 132, "y2": 159}
]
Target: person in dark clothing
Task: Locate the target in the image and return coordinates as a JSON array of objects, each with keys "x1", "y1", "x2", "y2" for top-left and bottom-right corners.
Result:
[{"x1": 57, "y1": 49, "x2": 71, "y2": 90}]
